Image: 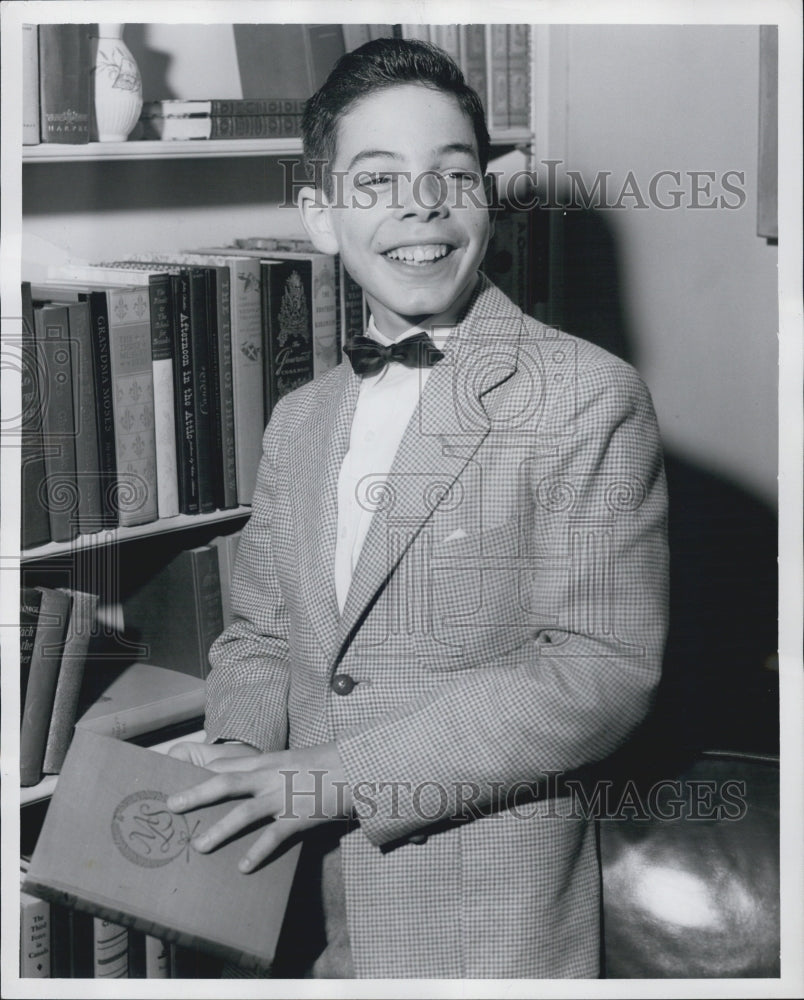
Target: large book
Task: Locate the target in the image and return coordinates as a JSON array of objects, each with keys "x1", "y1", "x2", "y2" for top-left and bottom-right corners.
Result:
[
  {"x1": 122, "y1": 545, "x2": 224, "y2": 679},
  {"x1": 20, "y1": 587, "x2": 43, "y2": 710},
  {"x1": 24, "y1": 729, "x2": 301, "y2": 973},
  {"x1": 188, "y1": 268, "x2": 216, "y2": 513},
  {"x1": 20, "y1": 872, "x2": 51, "y2": 977},
  {"x1": 76, "y1": 661, "x2": 206, "y2": 742},
  {"x1": 20, "y1": 586, "x2": 72, "y2": 786},
  {"x1": 172, "y1": 271, "x2": 199, "y2": 514},
  {"x1": 204, "y1": 265, "x2": 238, "y2": 510},
  {"x1": 38, "y1": 24, "x2": 91, "y2": 144},
  {"x1": 233, "y1": 24, "x2": 344, "y2": 99},
  {"x1": 140, "y1": 114, "x2": 302, "y2": 140},
  {"x1": 22, "y1": 24, "x2": 40, "y2": 145},
  {"x1": 460, "y1": 25, "x2": 488, "y2": 114},
  {"x1": 33, "y1": 303, "x2": 78, "y2": 543},
  {"x1": 261, "y1": 259, "x2": 314, "y2": 419},
  {"x1": 146, "y1": 273, "x2": 181, "y2": 518},
  {"x1": 105, "y1": 285, "x2": 159, "y2": 526},
  {"x1": 42, "y1": 588, "x2": 99, "y2": 774},
  {"x1": 487, "y1": 24, "x2": 509, "y2": 134},
  {"x1": 507, "y1": 24, "x2": 530, "y2": 129},
  {"x1": 140, "y1": 98, "x2": 307, "y2": 117},
  {"x1": 20, "y1": 283, "x2": 50, "y2": 548},
  {"x1": 85, "y1": 290, "x2": 118, "y2": 527}
]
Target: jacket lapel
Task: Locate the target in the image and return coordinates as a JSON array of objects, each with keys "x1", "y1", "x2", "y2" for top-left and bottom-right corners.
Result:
[
  {"x1": 289, "y1": 364, "x2": 360, "y2": 660},
  {"x1": 334, "y1": 278, "x2": 522, "y2": 661}
]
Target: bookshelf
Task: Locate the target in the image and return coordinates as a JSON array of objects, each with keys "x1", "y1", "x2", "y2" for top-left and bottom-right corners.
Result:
[{"x1": 16, "y1": 19, "x2": 540, "y2": 981}]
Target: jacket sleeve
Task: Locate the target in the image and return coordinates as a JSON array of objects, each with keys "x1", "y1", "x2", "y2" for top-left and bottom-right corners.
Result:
[
  {"x1": 204, "y1": 400, "x2": 291, "y2": 753},
  {"x1": 336, "y1": 359, "x2": 670, "y2": 846}
]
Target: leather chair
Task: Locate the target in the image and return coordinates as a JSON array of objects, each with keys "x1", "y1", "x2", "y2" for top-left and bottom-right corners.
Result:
[{"x1": 599, "y1": 751, "x2": 780, "y2": 978}]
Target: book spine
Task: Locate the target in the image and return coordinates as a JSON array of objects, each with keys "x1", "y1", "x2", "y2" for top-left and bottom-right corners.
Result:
[
  {"x1": 20, "y1": 587, "x2": 72, "y2": 786},
  {"x1": 34, "y1": 304, "x2": 79, "y2": 543},
  {"x1": 20, "y1": 890, "x2": 51, "y2": 977},
  {"x1": 20, "y1": 587, "x2": 43, "y2": 708},
  {"x1": 191, "y1": 546, "x2": 224, "y2": 680},
  {"x1": 210, "y1": 268, "x2": 238, "y2": 509},
  {"x1": 23, "y1": 24, "x2": 40, "y2": 145},
  {"x1": 309, "y1": 256, "x2": 339, "y2": 378},
  {"x1": 21, "y1": 283, "x2": 50, "y2": 548},
  {"x1": 106, "y1": 288, "x2": 158, "y2": 526},
  {"x1": 507, "y1": 24, "x2": 530, "y2": 128},
  {"x1": 76, "y1": 686, "x2": 206, "y2": 740},
  {"x1": 84, "y1": 291, "x2": 119, "y2": 527},
  {"x1": 264, "y1": 260, "x2": 315, "y2": 420},
  {"x1": 42, "y1": 589, "x2": 99, "y2": 774},
  {"x1": 189, "y1": 269, "x2": 215, "y2": 513},
  {"x1": 171, "y1": 273, "x2": 199, "y2": 515},
  {"x1": 65, "y1": 301, "x2": 104, "y2": 534},
  {"x1": 209, "y1": 114, "x2": 302, "y2": 138},
  {"x1": 487, "y1": 24, "x2": 509, "y2": 133},
  {"x1": 228, "y1": 257, "x2": 265, "y2": 505},
  {"x1": 213, "y1": 97, "x2": 307, "y2": 115},
  {"x1": 148, "y1": 274, "x2": 180, "y2": 518},
  {"x1": 38, "y1": 24, "x2": 91, "y2": 144},
  {"x1": 338, "y1": 259, "x2": 366, "y2": 345},
  {"x1": 145, "y1": 935, "x2": 171, "y2": 977},
  {"x1": 460, "y1": 25, "x2": 488, "y2": 114},
  {"x1": 94, "y1": 918, "x2": 129, "y2": 978}
]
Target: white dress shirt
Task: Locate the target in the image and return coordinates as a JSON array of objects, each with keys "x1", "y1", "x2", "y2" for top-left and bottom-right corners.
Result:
[{"x1": 334, "y1": 317, "x2": 449, "y2": 614}]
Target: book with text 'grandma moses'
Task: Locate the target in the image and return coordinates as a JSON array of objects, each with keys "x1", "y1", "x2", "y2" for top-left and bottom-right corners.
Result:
[{"x1": 23, "y1": 728, "x2": 301, "y2": 973}]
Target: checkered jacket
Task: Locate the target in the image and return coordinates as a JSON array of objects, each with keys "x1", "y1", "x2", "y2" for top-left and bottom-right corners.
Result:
[{"x1": 206, "y1": 275, "x2": 669, "y2": 977}]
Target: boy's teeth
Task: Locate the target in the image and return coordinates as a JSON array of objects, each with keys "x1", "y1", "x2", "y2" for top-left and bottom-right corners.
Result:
[{"x1": 385, "y1": 244, "x2": 449, "y2": 263}]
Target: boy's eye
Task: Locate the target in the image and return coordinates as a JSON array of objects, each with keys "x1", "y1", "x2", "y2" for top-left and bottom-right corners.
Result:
[{"x1": 355, "y1": 171, "x2": 395, "y2": 188}]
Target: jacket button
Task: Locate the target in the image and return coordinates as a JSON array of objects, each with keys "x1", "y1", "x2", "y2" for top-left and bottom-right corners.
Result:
[
  {"x1": 409, "y1": 833, "x2": 428, "y2": 845},
  {"x1": 331, "y1": 673, "x2": 356, "y2": 696}
]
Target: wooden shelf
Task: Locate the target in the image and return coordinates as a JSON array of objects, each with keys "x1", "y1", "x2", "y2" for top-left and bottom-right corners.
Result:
[
  {"x1": 21, "y1": 507, "x2": 251, "y2": 562},
  {"x1": 22, "y1": 129, "x2": 531, "y2": 165},
  {"x1": 20, "y1": 729, "x2": 207, "y2": 806}
]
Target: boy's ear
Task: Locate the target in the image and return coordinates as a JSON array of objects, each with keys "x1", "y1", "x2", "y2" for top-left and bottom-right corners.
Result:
[{"x1": 298, "y1": 186, "x2": 340, "y2": 255}]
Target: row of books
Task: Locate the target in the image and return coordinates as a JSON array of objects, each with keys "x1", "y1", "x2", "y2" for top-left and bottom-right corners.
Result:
[
  {"x1": 20, "y1": 531, "x2": 238, "y2": 787},
  {"x1": 21, "y1": 860, "x2": 222, "y2": 978},
  {"x1": 138, "y1": 98, "x2": 307, "y2": 141},
  {"x1": 22, "y1": 239, "x2": 361, "y2": 549}
]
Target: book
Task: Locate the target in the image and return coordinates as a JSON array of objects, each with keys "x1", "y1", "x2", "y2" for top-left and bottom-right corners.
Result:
[
  {"x1": 145, "y1": 273, "x2": 180, "y2": 519},
  {"x1": 140, "y1": 114, "x2": 302, "y2": 141},
  {"x1": 42, "y1": 588, "x2": 99, "y2": 774},
  {"x1": 21, "y1": 283, "x2": 50, "y2": 548},
  {"x1": 105, "y1": 285, "x2": 159, "y2": 526},
  {"x1": 33, "y1": 303, "x2": 78, "y2": 543},
  {"x1": 483, "y1": 206, "x2": 531, "y2": 313},
  {"x1": 20, "y1": 588, "x2": 43, "y2": 710},
  {"x1": 38, "y1": 24, "x2": 91, "y2": 144},
  {"x1": 188, "y1": 268, "x2": 216, "y2": 513},
  {"x1": 122, "y1": 546, "x2": 224, "y2": 679},
  {"x1": 20, "y1": 587, "x2": 72, "y2": 787},
  {"x1": 23, "y1": 24, "x2": 40, "y2": 145},
  {"x1": 24, "y1": 729, "x2": 301, "y2": 973},
  {"x1": 487, "y1": 24, "x2": 509, "y2": 133},
  {"x1": 76, "y1": 661, "x2": 206, "y2": 742},
  {"x1": 209, "y1": 531, "x2": 242, "y2": 629},
  {"x1": 20, "y1": 877, "x2": 51, "y2": 977},
  {"x1": 262, "y1": 260, "x2": 314, "y2": 419},
  {"x1": 63, "y1": 299, "x2": 104, "y2": 534},
  {"x1": 140, "y1": 97, "x2": 307, "y2": 117},
  {"x1": 85, "y1": 290, "x2": 119, "y2": 527},
  {"x1": 172, "y1": 271, "x2": 199, "y2": 514},
  {"x1": 233, "y1": 24, "x2": 344, "y2": 99},
  {"x1": 507, "y1": 24, "x2": 530, "y2": 129},
  {"x1": 460, "y1": 25, "x2": 488, "y2": 114},
  {"x1": 204, "y1": 265, "x2": 238, "y2": 510},
  {"x1": 304, "y1": 24, "x2": 347, "y2": 90},
  {"x1": 128, "y1": 930, "x2": 171, "y2": 977},
  {"x1": 338, "y1": 258, "x2": 368, "y2": 345},
  {"x1": 93, "y1": 918, "x2": 129, "y2": 978}
]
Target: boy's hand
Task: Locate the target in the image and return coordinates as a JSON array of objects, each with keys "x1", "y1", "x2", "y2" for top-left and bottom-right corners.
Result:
[{"x1": 165, "y1": 742, "x2": 352, "y2": 873}]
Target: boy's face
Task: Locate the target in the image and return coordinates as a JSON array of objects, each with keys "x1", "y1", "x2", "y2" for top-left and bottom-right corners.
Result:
[{"x1": 301, "y1": 84, "x2": 491, "y2": 337}]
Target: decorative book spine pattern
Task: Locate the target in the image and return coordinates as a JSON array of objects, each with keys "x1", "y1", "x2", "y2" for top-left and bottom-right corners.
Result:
[
  {"x1": 21, "y1": 283, "x2": 50, "y2": 548},
  {"x1": 230, "y1": 258, "x2": 265, "y2": 505},
  {"x1": 85, "y1": 291, "x2": 119, "y2": 527},
  {"x1": 93, "y1": 918, "x2": 129, "y2": 978},
  {"x1": 148, "y1": 274, "x2": 180, "y2": 518},
  {"x1": 171, "y1": 272, "x2": 199, "y2": 515},
  {"x1": 263, "y1": 261, "x2": 314, "y2": 418},
  {"x1": 38, "y1": 24, "x2": 91, "y2": 143},
  {"x1": 507, "y1": 24, "x2": 530, "y2": 128},
  {"x1": 210, "y1": 267, "x2": 238, "y2": 509},
  {"x1": 209, "y1": 114, "x2": 302, "y2": 138},
  {"x1": 106, "y1": 288, "x2": 158, "y2": 526},
  {"x1": 310, "y1": 255, "x2": 339, "y2": 378},
  {"x1": 33, "y1": 304, "x2": 78, "y2": 543},
  {"x1": 188, "y1": 268, "x2": 214, "y2": 513},
  {"x1": 20, "y1": 588, "x2": 43, "y2": 709}
]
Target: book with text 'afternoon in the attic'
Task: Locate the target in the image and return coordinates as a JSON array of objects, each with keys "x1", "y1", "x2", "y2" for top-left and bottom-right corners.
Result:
[{"x1": 23, "y1": 728, "x2": 301, "y2": 973}]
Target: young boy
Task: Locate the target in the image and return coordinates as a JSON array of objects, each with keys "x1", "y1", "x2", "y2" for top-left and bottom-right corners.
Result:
[{"x1": 167, "y1": 38, "x2": 669, "y2": 979}]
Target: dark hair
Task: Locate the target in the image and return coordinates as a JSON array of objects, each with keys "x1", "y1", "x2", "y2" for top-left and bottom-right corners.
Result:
[{"x1": 301, "y1": 37, "x2": 491, "y2": 196}]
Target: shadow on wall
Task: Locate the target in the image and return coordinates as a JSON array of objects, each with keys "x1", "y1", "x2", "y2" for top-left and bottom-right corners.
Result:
[{"x1": 546, "y1": 198, "x2": 779, "y2": 768}]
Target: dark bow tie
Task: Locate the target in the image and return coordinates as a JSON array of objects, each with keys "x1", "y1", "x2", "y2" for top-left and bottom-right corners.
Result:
[{"x1": 343, "y1": 332, "x2": 445, "y2": 376}]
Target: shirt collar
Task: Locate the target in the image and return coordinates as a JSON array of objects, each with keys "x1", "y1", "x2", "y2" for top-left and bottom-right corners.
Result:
[{"x1": 367, "y1": 314, "x2": 455, "y2": 350}]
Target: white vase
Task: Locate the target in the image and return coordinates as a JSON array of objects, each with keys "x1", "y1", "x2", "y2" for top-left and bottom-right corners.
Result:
[{"x1": 91, "y1": 24, "x2": 143, "y2": 142}]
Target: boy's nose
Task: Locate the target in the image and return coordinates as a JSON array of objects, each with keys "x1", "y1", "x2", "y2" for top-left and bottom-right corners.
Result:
[{"x1": 397, "y1": 170, "x2": 449, "y2": 219}]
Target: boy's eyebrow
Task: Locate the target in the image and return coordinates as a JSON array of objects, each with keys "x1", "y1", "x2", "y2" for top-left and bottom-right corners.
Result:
[{"x1": 345, "y1": 142, "x2": 479, "y2": 173}]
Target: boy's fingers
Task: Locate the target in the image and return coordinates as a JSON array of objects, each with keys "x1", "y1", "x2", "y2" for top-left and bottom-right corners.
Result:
[
  {"x1": 238, "y1": 818, "x2": 297, "y2": 873},
  {"x1": 191, "y1": 798, "x2": 270, "y2": 854},
  {"x1": 205, "y1": 752, "x2": 272, "y2": 773},
  {"x1": 166, "y1": 771, "x2": 253, "y2": 813}
]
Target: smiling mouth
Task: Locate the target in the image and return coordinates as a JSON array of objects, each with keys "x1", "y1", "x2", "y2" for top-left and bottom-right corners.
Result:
[{"x1": 383, "y1": 243, "x2": 454, "y2": 265}]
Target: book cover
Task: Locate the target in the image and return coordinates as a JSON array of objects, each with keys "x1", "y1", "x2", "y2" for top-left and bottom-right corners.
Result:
[
  {"x1": 262, "y1": 259, "x2": 315, "y2": 419},
  {"x1": 42, "y1": 588, "x2": 99, "y2": 774},
  {"x1": 233, "y1": 25, "x2": 316, "y2": 99},
  {"x1": 23, "y1": 24, "x2": 40, "y2": 145},
  {"x1": 20, "y1": 586, "x2": 72, "y2": 787},
  {"x1": 460, "y1": 25, "x2": 488, "y2": 114},
  {"x1": 21, "y1": 283, "x2": 50, "y2": 549},
  {"x1": 106, "y1": 286, "x2": 159, "y2": 527},
  {"x1": 122, "y1": 546, "x2": 223, "y2": 679},
  {"x1": 38, "y1": 24, "x2": 91, "y2": 144},
  {"x1": 64, "y1": 300, "x2": 104, "y2": 534},
  {"x1": 33, "y1": 303, "x2": 78, "y2": 543},
  {"x1": 188, "y1": 268, "x2": 215, "y2": 513},
  {"x1": 76, "y1": 661, "x2": 206, "y2": 741},
  {"x1": 205, "y1": 266, "x2": 238, "y2": 510},
  {"x1": 507, "y1": 24, "x2": 530, "y2": 129},
  {"x1": 24, "y1": 729, "x2": 301, "y2": 973},
  {"x1": 487, "y1": 24, "x2": 509, "y2": 133},
  {"x1": 20, "y1": 587, "x2": 43, "y2": 709},
  {"x1": 20, "y1": 884, "x2": 51, "y2": 977},
  {"x1": 304, "y1": 24, "x2": 347, "y2": 91}
]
